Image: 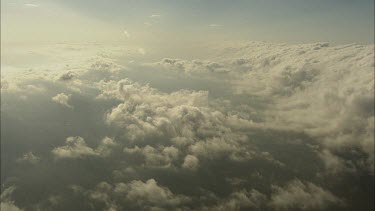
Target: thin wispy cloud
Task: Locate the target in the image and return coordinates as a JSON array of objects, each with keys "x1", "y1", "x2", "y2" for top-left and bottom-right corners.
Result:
[
  {"x1": 150, "y1": 14, "x2": 161, "y2": 18},
  {"x1": 209, "y1": 24, "x2": 223, "y2": 29},
  {"x1": 24, "y1": 3, "x2": 39, "y2": 7}
]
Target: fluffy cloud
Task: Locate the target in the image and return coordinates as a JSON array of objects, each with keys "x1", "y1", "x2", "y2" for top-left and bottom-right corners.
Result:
[
  {"x1": 124, "y1": 145, "x2": 179, "y2": 168},
  {"x1": 152, "y1": 58, "x2": 228, "y2": 74},
  {"x1": 52, "y1": 136, "x2": 116, "y2": 159},
  {"x1": 0, "y1": 202, "x2": 23, "y2": 211},
  {"x1": 1, "y1": 41, "x2": 373, "y2": 211},
  {"x1": 99, "y1": 79, "x2": 279, "y2": 167},
  {"x1": 269, "y1": 180, "x2": 343, "y2": 210},
  {"x1": 59, "y1": 71, "x2": 75, "y2": 81},
  {"x1": 86, "y1": 179, "x2": 190, "y2": 211},
  {"x1": 115, "y1": 179, "x2": 190, "y2": 207},
  {"x1": 182, "y1": 155, "x2": 199, "y2": 170},
  {"x1": 148, "y1": 42, "x2": 375, "y2": 173},
  {"x1": 52, "y1": 93, "x2": 73, "y2": 108}
]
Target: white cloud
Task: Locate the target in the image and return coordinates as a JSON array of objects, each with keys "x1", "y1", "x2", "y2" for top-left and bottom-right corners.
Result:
[
  {"x1": 99, "y1": 79, "x2": 272, "y2": 165},
  {"x1": 52, "y1": 136, "x2": 97, "y2": 158},
  {"x1": 2, "y1": 40, "x2": 373, "y2": 210},
  {"x1": 0, "y1": 202, "x2": 23, "y2": 211},
  {"x1": 114, "y1": 179, "x2": 190, "y2": 207},
  {"x1": 148, "y1": 42, "x2": 375, "y2": 173},
  {"x1": 124, "y1": 145, "x2": 179, "y2": 168},
  {"x1": 87, "y1": 179, "x2": 190, "y2": 210},
  {"x1": 269, "y1": 180, "x2": 343, "y2": 210},
  {"x1": 24, "y1": 3, "x2": 39, "y2": 7},
  {"x1": 182, "y1": 155, "x2": 199, "y2": 170},
  {"x1": 52, "y1": 93, "x2": 73, "y2": 108},
  {"x1": 52, "y1": 136, "x2": 116, "y2": 159},
  {"x1": 96, "y1": 137, "x2": 118, "y2": 157},
  {"x1": 1, "y1": 186, "x2": 23, "y2": 211}
]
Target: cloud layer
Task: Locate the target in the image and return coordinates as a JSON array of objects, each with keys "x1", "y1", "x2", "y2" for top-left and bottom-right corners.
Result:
[{"x1": 1, "y1": 41, "x2": 373, "y2": 211}]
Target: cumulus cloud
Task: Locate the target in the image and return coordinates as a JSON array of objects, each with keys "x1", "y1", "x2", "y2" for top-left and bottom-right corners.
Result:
[
  {"x1": 124, "y1": 145, "x2": 179, "y2": 168},
  {"x1": 1, "y1": 41, "x2": 373, "y2": 211},
  {"x1": 148, "y1": 42, "x2": 375, "y2": 174},
  {"x1": 52, "y1": 136, "x2": 116, "y2": 159},
  {"x1": 151, "y1": 58, "x2": 228, "y2": 74},
  {"x1": 182, "y1": 155, "x2": 199, "y2": 170},
  {"x1": 96, "y1": 137, "x2": 118, "y2": 157},
  {"x1": 86, "y1": 179, "x2": 190, "y2": 211},
  {"x1": 81, "y1": 57, "x2": 125, "y2": 79},
  {"x1": 189, "y1": 137, "x2": 252, "y2": 161},
  {"x1": 52, "y1": 93, "x2": 73, "y2": 108},
  {"x1": 269, "y1": 180, "x2": 343, "y2": 210},
  {"x1": 115, "y1": 179, "x2": 190, "y2": 207},
  {"x1": 99, "y1": 79, "x2": 278, "y2": 167},
  {"x1": 52, "y1": 136, "x2": 97, "y2": 158}
]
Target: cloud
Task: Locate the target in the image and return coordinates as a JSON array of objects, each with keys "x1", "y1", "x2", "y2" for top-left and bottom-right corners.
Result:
[
  {"x1": 208, "y1": 24, "x2": 222, "y2": 28},
  {"x1": 1, "y1": 187, "x2": 23, "y2": 211},
  {"x1": 0, "y1": 202, "x2": 23, "y2": 211},
  {"x1": 151, "y1": 58, "x2": 228, "y2": 74},
  {"x1": 96, "y1": 137, "x2": 118, "y2": 157},
  {"x1": 16, "y1": 152, "x2": 40, "y2": 164},
  {"x1": 124, "y1": 145, "x2": 179, "y2": 168},
  {"x1": 182, "y1": 155, "x2": 199, "y2": 170},
  {"x1": 201, "y1": 189, "x2": 267, "y2": 211},
  {"x1": 99, "y1": 79, "x2": 276, "y2": 166},
  {"x1": 24, "y1": 3, "x2": 39, "y2": 7},
  {"x1": 144, "y1": 14, "x2": 161, "y2": 26},
  {"x1": 269, "y1": 180, "x2": 343, "y2": 210},
  {"x1": 52, "y1": 136, "x2": 116, "y2": 159},
  {"x1": 59, "y1": 71, "x2": 75, "y2": 81},
  {"x1": 150, "y1": 15, "x2": 161, "y2": 18},
  {"x1": 52, "y1": 93, "x2": 73, "y2": 108},
  {"x1": 1, "y1": 41, "x2": 373, "y2": 211},
  {"x1": 115, "y1": 179, "x2": 190, "y2": 207},
  {"x1": 52, "y1": 136, "x2": 97, "y2": 158},
  {"x1": 148, "y1": 42, "x2": 375, "y2": 174},
  {"x1": 86, "y1": 179, "x2": 190, "y2": 210},
  {"x1": 123, "y1": 30, "x2": 131, "y2": 38},
  {"x1": 189, "y1": 137, "x2": 253, "y2": 161}
]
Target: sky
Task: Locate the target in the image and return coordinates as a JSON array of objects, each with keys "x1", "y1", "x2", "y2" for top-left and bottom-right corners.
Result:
[
  {"x1": 1, "y1": 1, "x2": 374, "y2": 211},
  {"x1": 1, "y1": 0, "x2": 374, "y2": 45}
]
